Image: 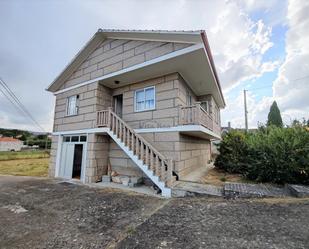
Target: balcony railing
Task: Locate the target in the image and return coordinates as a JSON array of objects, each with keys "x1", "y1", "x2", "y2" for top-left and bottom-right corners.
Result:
[{"x1": 179, "y1": 103, "x2": 214, "y2": 131}]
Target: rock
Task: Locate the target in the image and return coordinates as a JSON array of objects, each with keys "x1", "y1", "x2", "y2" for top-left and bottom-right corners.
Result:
[
  {"x1": 111, "y1": 171, "x2": 118, "y2": 177},
  {"x1": 112, "y1": 176, "x2": 122, "y2": 184},
  {"x1": 121, "y1": 176, "x2": 130, "y2": 186}
]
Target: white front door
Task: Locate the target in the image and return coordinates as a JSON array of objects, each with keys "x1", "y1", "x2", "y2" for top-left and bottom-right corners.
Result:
[{"x1": 60, "y1": 143, "x2": 75, "y2": 179}]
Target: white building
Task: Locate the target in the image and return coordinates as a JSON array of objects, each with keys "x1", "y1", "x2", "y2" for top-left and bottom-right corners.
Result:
[{"x1": 0, "y1": 137, "x2": 23, "y2": 151}]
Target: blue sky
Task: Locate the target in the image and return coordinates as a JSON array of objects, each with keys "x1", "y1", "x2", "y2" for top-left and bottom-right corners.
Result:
[{"x1": 0, "y1": 0, "x2": 308, "y2": 131}]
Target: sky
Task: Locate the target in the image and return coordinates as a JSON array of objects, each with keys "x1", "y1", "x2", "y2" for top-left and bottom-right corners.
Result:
[{"x1": 0, "y1": 0, "x2": 308, "y2": 132}]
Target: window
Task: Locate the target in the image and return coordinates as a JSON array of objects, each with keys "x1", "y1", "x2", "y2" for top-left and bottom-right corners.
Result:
[
  {"x1": 80, "y1": 136, "x2": 87, "y2": 142},
  {"x1": 64, "y1": 136, "x2": 70, "y2": 142},
  {"x1": 200, "y1": 101, "x2": 209, "y2": 112},
  {"x1": 134, "y1": 86, "x2": 155, "y2": 112},
  {"x1": 71, "y1": 136, "x2": 79, "y2": 142},
  {"x1": 186, "y1": 91, "x2": 192, "y2": 106},
  {"x1": 63, "y1": 135, "x2": 87, "y2": 143},
  {"x1": 67, "y1": 95, "x2": 78, "y2": 116}
]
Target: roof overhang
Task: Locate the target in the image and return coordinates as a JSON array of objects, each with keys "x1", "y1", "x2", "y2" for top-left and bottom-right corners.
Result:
[
  {"x1": 47, "y1": 29, "x2": 225, "y2": 108},
  {"x1": 98, "y1": 43, "x2": 225, "y2": 108}
]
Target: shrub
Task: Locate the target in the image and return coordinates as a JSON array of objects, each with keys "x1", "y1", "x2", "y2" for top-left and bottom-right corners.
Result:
[{"x1": 214, "y1": 126, "x2": 309, "y2": 185}]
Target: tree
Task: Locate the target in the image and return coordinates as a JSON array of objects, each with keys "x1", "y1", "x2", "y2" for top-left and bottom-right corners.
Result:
[{"x1": 267, "y1": 101, "x2": 283, "y2": 127}]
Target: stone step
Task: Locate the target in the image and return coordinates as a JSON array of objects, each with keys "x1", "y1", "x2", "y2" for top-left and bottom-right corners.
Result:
[
  {"x1": 172, "y1": 181, "x2": 223, "y2": 197},
  {"x1": 224, "y1": 183, "x2": 289, "y2": 198},
  {"x1": 286, "y1": 184, "x2": 309, "y2": 198}
]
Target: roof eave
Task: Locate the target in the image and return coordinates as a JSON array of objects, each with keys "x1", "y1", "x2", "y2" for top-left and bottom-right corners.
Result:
[{"x1": 200, "y1": 31, "x2": 226, "y2": 108}]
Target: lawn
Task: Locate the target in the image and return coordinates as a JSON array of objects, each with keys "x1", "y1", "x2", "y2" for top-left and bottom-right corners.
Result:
[
  {"x1": 0, "y1": 150, "x2": 49, "y2": 161},
  {"x1": 202, "y1": 167, "x2": 249, "y2": 186},
  {"x1": 0, "y1": 152, "x2": 49, "y2": 177}
]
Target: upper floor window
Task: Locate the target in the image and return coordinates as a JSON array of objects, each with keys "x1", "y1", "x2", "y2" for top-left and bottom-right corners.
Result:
[
  {"x1": 66, "y1": 95, "x2": 78, "y2": 116},
  {"x1": 200, "y1": 101, "x2": 209, "y2": 113},
  {"x1": 186, "y1": 91, "x2": 192, "y2": 106},
  {"x1": 134, "y1": 86, "x2": 155, "y2": 112}
]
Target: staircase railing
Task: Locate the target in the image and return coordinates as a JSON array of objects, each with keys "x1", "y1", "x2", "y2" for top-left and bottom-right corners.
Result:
[{"x1": 97, "y1": 108, "x2": 174, "y2": 187}]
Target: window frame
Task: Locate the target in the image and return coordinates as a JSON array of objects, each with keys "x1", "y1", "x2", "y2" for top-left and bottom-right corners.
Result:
[
  {"x1": 66, "y1": 95, "x2": 78, "y2": 116},
  {"x1": 134, "y1": 86, "x2": 156, "y2": 112},
  {"x1": 200, "y1": 101, "x2": 209, "y2": 113}
]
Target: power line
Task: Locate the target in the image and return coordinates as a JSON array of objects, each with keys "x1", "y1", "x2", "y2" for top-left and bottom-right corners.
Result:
[{"x1": 0, "y1": 77, "x2": 45, "y2": 132}]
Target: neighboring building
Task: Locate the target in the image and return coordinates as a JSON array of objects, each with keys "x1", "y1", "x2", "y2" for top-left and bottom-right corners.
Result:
[
  {"x1": 47, "y1": 29, "x2": 225, "y2": 197},
  {"x1": 0, "y1": 137, "x2": 23, "y2": 151}
]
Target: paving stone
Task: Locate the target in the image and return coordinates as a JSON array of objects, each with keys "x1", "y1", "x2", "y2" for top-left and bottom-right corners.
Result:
[
  {"x1": 224, "y1": 183, "x2": 289, "y2": 198},
  {"x1": 172, "y1": 181, "x2": 223, "y2": 197},
  {"x1": 287, "y1": 184, "x2": 309, "y2": 197}
]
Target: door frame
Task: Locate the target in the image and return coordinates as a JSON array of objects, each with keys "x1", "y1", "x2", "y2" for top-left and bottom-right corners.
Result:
[
  {"x1": 113, "y1": 94, "x2": 123, "y2": 118},
  {"x1": 55, "y1": 134, "x2": 88, "y2": 183}
]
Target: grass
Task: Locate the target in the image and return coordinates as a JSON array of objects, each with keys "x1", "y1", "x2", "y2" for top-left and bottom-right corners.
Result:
[
  {"x1": 202, "y1": 167, "x2": 249, "y2": 186},
  {"x1": 0, "y1": 150, "x2": 49, "y2": 161},
  {"x1": 0, "y1": 158, "x2": 49, "y2": 177}
]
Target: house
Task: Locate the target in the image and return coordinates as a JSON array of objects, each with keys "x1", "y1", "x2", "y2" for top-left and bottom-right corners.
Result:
[
  {"x1": 0, "y1": 136, "x2": 23, "y2": 151},
  {"x1": 47, "y1": 29, "x2": 225, "y2": 197}
]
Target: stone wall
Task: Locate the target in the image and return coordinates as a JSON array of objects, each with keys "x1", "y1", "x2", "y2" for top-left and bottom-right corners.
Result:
[
  {"x1": 108, "y1": 131, "x2": 211, "y2": 180},
  {"x1": 61, "y1": 39, "x2": 192, "y2": 89},
  {"x1": 53, "y1": 82, "x2": 112, "y2": 132},
  {"x1": 112, "y1": 73, "x2": 197, "y2": 129},
  {"x1": 48, "y1": 135, "x2": 58, "y2": 178},
  {"x1": 85, "y1": 134, "x2": 109, "y2": 183}
]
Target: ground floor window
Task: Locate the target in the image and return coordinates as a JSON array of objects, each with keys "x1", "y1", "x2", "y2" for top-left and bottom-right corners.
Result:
[{"x1": 63, "y1": 135, "x2": 87, "y2": 142}]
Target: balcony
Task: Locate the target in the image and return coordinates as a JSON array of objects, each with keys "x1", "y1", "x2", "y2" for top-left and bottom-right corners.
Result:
[
  {"x1": 97, "y1": 103, "x2": 221, "y2": 139},
  {"x1": 179, "y1": 103, "x2": 220, "y2": 135}
]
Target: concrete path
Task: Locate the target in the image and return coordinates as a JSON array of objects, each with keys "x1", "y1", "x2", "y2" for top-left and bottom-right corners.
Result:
[{"x1": 1, "y1": 176, "x2": 309, "y2": 249}]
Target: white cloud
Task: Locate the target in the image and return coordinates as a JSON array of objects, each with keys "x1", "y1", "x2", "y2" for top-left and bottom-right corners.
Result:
[
  {"x1": 272, "y1": 0, "x2": 309, "y2": 121},
  {"x1": 222, "y1": 0, "x2": 309, "y2": 128},
  {"x1": 0, "y1": 0, "x2": 290, "y2": 131}
]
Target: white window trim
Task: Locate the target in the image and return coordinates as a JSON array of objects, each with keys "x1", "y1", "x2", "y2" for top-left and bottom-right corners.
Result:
[
  {"x1": 66, "y1": 95, "x2": 79, "y2": 116},
  {"x1": 134, "y1": 86, "x2": 156, "y2": 112}
]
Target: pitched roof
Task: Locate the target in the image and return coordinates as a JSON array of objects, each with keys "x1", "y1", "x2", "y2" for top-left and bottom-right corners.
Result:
[
  {"x1": 47, "y1": 29, "x2": 225, "y2": 107},
  {"x1": 0, "y1": 137, "x2": 21, "y2": 142}
]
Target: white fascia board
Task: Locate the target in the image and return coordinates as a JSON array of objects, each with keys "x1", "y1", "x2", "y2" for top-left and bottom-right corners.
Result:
[
  {"x1": 52, "y1": 127, "x2": 109, "y2": 136},
  {"x1": 135, "y1": 125, "x2": 221, "y2": 140},
  {"x1": 51, "y1": 125, "x2": 221, "y2": 139},
  {"x1": 53, "y1": 43, "x2": 204, "y2": 95}
]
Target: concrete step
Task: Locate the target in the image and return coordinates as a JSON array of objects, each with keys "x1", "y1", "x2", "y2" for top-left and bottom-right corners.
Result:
[
  {"x1": 172, "y1": 181, "x2": 223, "y2": 197},
  {"x1": 224, "y1": 183, "x2": 290, "y2": 198},
  {"x1": 286, "y1": 184, "x2": 309, "y2": 198}
]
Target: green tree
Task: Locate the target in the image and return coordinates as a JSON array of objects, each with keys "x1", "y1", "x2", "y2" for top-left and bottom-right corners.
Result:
[{"x1": 267, "y1": 101, "x2": 283, "y2": 127}]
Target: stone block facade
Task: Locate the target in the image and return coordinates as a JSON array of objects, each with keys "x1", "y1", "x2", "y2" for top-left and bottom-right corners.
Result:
[
  {"x1": 108, "y1": 131, "x2": 211, "y2": 180},
  {"x1": 60, "y1": 38, "x2": 192, "y2": 90},
  {"x1": 85, "y1": 134, "x2": 109, "y2": 183}
]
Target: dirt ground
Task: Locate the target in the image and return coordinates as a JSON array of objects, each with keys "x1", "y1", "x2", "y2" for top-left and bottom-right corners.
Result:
[{"x1": 1, "y1": 176, "x2": 309, "y2": 249}]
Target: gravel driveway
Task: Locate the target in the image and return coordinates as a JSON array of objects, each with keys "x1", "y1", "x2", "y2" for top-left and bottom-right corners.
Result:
[{"x1": 0, "y1": 176, "x2": 308, "y2": 249}]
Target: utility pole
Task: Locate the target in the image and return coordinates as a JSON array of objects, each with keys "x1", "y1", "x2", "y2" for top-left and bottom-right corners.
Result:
[{"x1": 244, "y1": 89, "x2": 248, "y2": 132}]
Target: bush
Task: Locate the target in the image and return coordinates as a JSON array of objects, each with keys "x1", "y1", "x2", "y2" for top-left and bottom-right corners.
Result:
[{"x1": 214, "y1": 126, "x2": 309, "y2": 185}]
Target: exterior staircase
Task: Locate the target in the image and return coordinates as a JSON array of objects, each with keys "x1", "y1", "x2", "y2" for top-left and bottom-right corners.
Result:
[{"x1": 97, "y1": 108, "x2": 175, "y2": 197}]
